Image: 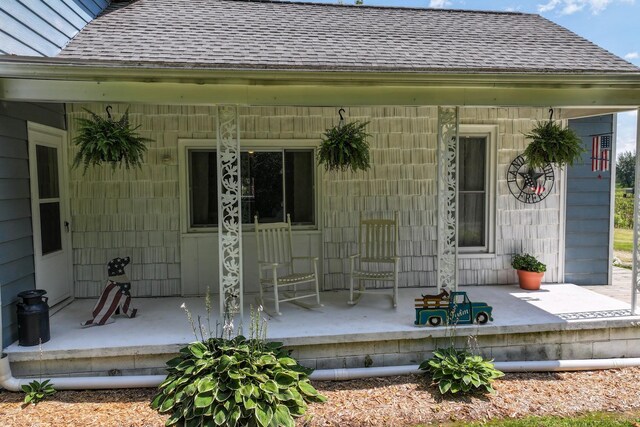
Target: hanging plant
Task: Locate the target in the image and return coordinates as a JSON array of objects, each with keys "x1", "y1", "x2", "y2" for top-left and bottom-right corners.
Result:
[
  {"x1": 317, "y1": 109, "x2": 371, "y2": 173},
  {"x1": 72, "y1": 106, "x2": 151, "y2": 174},
  {"x1": 523, "y1": 109, "x2": 585, "y2": 169}
]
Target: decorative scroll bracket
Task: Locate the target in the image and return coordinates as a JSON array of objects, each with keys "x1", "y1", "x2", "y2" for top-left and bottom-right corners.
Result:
[
  {"x1": 217, "y1": 105, "x2": 244, "y2": 319},
  {"x1": 436, "y1": 106, "x2": 459, "y2": 292}
]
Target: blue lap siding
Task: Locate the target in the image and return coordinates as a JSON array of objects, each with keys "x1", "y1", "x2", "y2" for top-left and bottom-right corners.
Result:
[{"x1": 0, "y1": 101, "x2": 65, "y2": 349}]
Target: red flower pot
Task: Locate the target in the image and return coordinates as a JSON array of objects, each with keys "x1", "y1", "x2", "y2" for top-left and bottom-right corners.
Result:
[{"x1": 517, "y1": 270, "x2": 544, "y2": 290}]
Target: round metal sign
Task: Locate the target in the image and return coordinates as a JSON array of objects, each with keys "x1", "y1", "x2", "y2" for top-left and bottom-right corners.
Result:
[{"x1": 507, "y1": 155, "x2": 554, "y2": 204}]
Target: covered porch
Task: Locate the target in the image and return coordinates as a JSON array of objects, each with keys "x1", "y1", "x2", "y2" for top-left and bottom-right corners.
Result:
[{"x1": 4, "y1": 282, "x2": 640, "y2": 377}]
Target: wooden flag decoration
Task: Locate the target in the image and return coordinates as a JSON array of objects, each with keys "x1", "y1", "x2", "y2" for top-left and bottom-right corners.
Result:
[
  {"x1": 82, "y1": 257, "x2": 137, "y2": 327},
  {"x1": 592, "y1": 135, "x2": 611, "y2": 172}
]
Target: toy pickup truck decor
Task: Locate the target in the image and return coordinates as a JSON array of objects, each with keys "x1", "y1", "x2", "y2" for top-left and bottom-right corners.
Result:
[{"x1": 415, "y1": 290, "x2": 493, "y2": 327}]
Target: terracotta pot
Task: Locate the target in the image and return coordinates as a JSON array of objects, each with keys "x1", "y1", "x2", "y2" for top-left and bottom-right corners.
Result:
[{"x1": 517, "y1": 270, "x2": 544, "y2": 290}]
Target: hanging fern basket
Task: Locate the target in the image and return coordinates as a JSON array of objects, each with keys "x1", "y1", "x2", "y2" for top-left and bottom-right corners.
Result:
[
  {"x1": 523, "y1": 109, "x2": 585, "y2": 169},
  {"x1": 72, "y1": 106, "x2": 151, "y2": 174},
  {"x1": 318, "y1": 110, "x2": 371, "y2": 173}
]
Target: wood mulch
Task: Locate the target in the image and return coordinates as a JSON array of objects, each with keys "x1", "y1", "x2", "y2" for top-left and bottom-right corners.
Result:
[{"x1": 1, "y1": 367, "x2": 639, "y2": 426}]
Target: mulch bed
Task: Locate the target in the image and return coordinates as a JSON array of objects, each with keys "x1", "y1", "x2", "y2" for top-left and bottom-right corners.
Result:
[{"x1": 1, "y1": 367, "x2": 639, "y2": 426}]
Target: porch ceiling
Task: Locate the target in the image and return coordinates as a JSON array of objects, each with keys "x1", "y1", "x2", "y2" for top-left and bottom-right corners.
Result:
[{"x1": 1, "y1": 57, "x2": 640, "y2": 108}]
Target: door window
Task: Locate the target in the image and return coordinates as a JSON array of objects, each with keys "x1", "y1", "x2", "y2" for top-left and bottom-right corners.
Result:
[{"x1": 36, "y1": 145, "x2": 62, "y2": 255}]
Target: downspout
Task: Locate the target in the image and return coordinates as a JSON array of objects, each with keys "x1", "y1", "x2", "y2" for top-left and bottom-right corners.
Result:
[{"x1": 3, "y1": 353, "x2": 640, "y2": 390}]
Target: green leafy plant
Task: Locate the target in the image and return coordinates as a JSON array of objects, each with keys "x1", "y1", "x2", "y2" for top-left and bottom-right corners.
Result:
[
  {"x1": 511, "y1": 253, "x2": 547, "y2": 273},
  {"x1": 419, "y1": 347, "x2": 504, "y2": 395},
  {"x1": 318, "y1": 120, "x2": 371, "y2": 173},
  {"x1": 22, "y1": 379, "x2": 56, "y2": 406},
  {"x1": 523, "y1": 120, "x2": 585, "y2": 169},
  {"x1": 151, "y1": 337, "x2": 325, "y2": 427},
  {"x1": 72, "y1": 107, "x2": 151, "y2": 174},
  {"x1": 151, "y1": 293, "x2": 325, "y2": 427}
]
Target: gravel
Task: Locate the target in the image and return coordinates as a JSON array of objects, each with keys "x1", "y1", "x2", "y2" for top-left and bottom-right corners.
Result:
[{"x1": 1, "y1": 367, "x2": 639, "y2": 426}]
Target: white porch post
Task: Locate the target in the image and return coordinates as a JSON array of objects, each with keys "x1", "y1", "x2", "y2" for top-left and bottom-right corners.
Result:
[
  {"x1": 436, "y1": 106, "x2": 459, "y2": 291},
  {"x1": 633, "y1": 107, "x2": 640, "y2": 315},
  {"x1": 216, "y1": 105, "x2": 244, "y2": 318}
]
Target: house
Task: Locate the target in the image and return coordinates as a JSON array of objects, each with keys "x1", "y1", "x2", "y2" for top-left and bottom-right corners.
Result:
[{"x1": 1, "y1": 0, "x2": 639, "y2": 374}]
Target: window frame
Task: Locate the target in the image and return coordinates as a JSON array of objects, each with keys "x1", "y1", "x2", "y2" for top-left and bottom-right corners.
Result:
[
  {"x1": 178, "y1": 139, "x2": 321, "y2": 234},
  {"x1": 457, "y1": 125, "x2": 497, "y2": 257}
]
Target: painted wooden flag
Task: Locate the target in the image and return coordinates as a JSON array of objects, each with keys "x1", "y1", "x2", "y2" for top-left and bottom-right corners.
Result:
[{"x1": 592, "y1": 135, "x2": 611, "y2": 172}]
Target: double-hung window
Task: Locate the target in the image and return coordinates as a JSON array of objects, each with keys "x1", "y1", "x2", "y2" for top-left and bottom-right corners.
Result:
[
  {"x1": 457, "y1": 126, "x2": 496, "y2": 255},
  {"x1": 187, "y1": 148, "x2": 315, "y2": 229}
]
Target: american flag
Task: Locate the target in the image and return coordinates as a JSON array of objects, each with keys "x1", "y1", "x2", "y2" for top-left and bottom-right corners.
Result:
[
  {"x1": 592, "y1": 135, "x2": 611, "y2": 172},
  {"x1": 523, "y1": 172, "x2": 545, "y2": 195}
]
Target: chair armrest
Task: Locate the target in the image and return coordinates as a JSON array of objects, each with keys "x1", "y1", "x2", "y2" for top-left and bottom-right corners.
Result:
[
  {"x1": 291, "y1": 256, "x2": 319, "y2": 261},
  {"x1": 258, "y1": 261, "x2": 280, "y2": 270}
]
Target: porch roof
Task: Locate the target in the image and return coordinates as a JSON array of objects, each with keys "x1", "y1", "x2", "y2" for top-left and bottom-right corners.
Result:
[{"x1": 55, "y1": 0, "x2": 638, "y2": 74}]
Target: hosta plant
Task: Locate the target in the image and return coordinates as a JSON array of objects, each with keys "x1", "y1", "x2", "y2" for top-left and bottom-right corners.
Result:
[
  {"x1": 419, "y1": 347, "x2": 504, "y2": 395},
  {"x1": 318, "y1": 120, "x2": 371, "y2": 173},
  {"x1": 72, "y1": 107, "x2": 151, "y2": 174},
  {"x1": 22, "y1": 379, "x2": 56, "y2": 406},
  {"x1": 151, "y1": 337, "x2": 325, "y2": 427}
]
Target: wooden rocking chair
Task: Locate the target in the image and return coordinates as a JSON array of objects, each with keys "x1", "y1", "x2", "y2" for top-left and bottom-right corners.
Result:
[
  {"x1": 348, "y1": 212, "x2": 400, "y2": 307},
  {"x1": 255, "y1": 215, "x2": 321, "y2": 315}
]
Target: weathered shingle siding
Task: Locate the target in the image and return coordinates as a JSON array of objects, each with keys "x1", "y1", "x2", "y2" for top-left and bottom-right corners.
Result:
[
  {"x1": 564, "y1": 114, "x2": 614, "y2": 285},
  {"x1": 0, "y1": 101, "x2": 65, "y2": 348},
  {"x1": 0, "y1": 0, "x2": 108, "y2": 56},
  {"x1": 67, "y1": 104, "x2": 561, "y2": 297}
]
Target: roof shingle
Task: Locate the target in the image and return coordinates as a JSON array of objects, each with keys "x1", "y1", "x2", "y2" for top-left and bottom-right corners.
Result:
[{"x1": 56, "y1": 0, "x2": 639, "y2": 73}]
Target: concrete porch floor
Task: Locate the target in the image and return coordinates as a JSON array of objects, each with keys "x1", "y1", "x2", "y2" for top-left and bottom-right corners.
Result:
[{"x1": 4, "y1": 283, "x2": 640, "y2": 377}]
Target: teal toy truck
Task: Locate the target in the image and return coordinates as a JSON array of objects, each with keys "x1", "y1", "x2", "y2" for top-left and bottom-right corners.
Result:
[{"x1": 414, "y1": 291, "x2": 493, "y2": 326}]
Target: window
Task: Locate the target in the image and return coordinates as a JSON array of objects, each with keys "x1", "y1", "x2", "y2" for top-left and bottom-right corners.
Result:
[
  {"x1": 188, "y1": 149, "x2": 315, "y2": 228},
  {"x1": 457, "y1": 125, "x2": 496, "y2": 255}
]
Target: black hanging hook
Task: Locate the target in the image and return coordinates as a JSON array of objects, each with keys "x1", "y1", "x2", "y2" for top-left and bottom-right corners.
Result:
[
  {"x1": 548, "y1": 108, "x2": 554, "y2": 122},
  {"x1": 338, "y1": 108, "x2": 345, "y2": 121},
  {"x1": 106, "y1": 105, "x2": 113, "y2": 119}
]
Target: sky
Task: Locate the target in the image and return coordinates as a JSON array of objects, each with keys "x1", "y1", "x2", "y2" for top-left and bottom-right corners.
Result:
[{"x1": 298, "y1": 0, "x2": 640, "y2": 157}]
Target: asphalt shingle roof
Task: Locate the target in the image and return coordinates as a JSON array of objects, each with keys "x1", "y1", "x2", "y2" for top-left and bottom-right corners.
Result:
[{"x1": 57, "y1": 0, "x2": 639, "y2": 73}]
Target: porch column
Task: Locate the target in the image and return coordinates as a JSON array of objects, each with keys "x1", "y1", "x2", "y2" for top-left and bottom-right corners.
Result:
[
  {"x1": 436, "y1": 106, "x2": 459, "y2": 291},
  {"x1": 216, "y1": 105, "x2": 244, "y2": 318},
  {"x1": 633, "y1": 107, "x2": 640, "y2": 315}
]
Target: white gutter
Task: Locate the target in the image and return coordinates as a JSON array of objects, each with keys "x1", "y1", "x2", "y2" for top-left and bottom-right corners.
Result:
[{"x1": 3, "y1": 352, "x2": 640, "y2": 391}]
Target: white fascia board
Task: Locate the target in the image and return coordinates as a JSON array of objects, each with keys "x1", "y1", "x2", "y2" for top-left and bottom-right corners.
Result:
[{"x1": 1, "y1": 59, "x2": 640, "y2": 107}]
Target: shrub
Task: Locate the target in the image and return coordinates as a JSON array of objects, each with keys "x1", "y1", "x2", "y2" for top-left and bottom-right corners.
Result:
[
  {"x1": 615, "y1": 191, "x2": 634, "y2": 229},
  {"x1": 511, "y1": 253, "x2": 546, "y2": 273},
  {"x1": 419, "y1": 347, "x2": 503, "y2": 395},
  {"x1": 151, "y1": 296, "x2": 325, "y2": 427},
  {"x1": 151, "y1": 337, "x2": 325, "y2": 427},
  {"x1": 22, "y1": 379, "x2": 56, "y2": 406}
]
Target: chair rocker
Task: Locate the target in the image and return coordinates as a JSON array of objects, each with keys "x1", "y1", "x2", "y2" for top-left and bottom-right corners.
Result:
[
  {"x1": 348, "y1": 212, "x2": 400, "y2": 308},
  {"x1": 255, "y1": 215, "x2": 322, "y2": 315}
]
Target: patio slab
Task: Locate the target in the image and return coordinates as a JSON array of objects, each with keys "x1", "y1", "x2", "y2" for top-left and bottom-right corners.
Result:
[{"x1": 5, "y1": 283, "x2": 639, "y2": 364}]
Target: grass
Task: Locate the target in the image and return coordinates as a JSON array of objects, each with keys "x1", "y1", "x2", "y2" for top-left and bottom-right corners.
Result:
[
  {"x1": 418, "y1": 411, "x2": 640, "y2": 427},
  {"x1": 614, "y1": 228, "x2": 634, "y2": 253}
]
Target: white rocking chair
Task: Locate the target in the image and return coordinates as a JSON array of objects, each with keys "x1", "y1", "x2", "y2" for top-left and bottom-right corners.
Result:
[
  {"x1": 348, "y1": 212, "x2": 400, "y2": 307},
  {"x1": 255, "y1": 215, "x2": 321, "y2": 315}
]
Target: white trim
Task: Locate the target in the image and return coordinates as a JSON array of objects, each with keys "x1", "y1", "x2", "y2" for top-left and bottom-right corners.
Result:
[
  {"x1": 457, "y1": 124, "x2": 498, "y2": 256},
  {"x1": 178, "y1": 138, "x2": 321, "y2": 234},
  {"x1": 608, "y1": 114, "x2": 618, "y2": 286},
  {"x1": 27, "y1": 122, "x2": 73, "y2": 306}
]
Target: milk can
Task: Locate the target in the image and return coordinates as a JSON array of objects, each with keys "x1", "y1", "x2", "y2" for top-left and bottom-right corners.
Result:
[{"x1": 17, "y1": 289, "x2": 50, "y2": 346}]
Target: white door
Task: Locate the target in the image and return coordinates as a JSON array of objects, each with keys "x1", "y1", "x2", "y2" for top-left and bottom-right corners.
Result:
[{"x1": 28, "y1": 122, "x2": 73, "y2": 307}]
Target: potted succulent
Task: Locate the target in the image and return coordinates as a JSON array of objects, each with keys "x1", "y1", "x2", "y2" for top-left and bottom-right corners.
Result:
[
  {"x1": 317, "y1": 109, "x2": 371, "y2": 173},
  {"x1": 522, "y1": 111, "x2": 585, "y2": 169},
  {"x1": 511, "y1": 253, "x2": 546, "y2": 290},
  {"x1": 72, "y1": 106, "x2": 151, "y2": 174}
]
